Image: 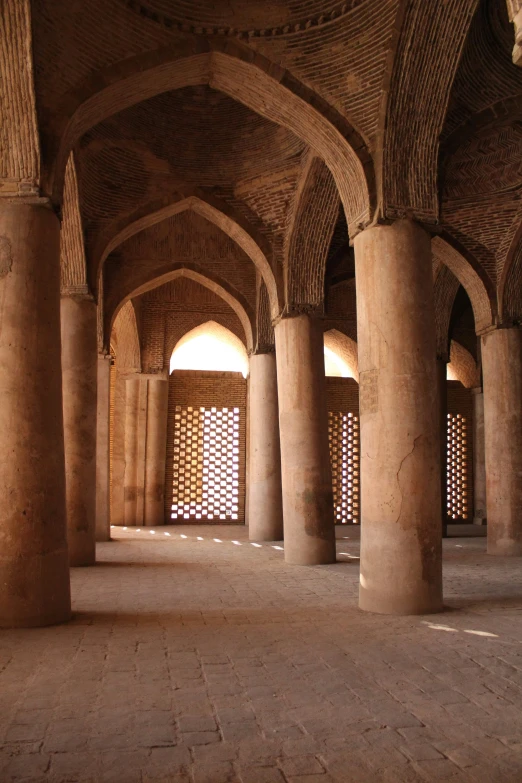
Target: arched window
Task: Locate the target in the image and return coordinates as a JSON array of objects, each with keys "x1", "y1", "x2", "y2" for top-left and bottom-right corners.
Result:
[{"x1": 169, "y1": 321, "x2": 248, "y2": 377}]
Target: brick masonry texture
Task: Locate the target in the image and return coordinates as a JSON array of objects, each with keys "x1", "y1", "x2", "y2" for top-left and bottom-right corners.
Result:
[
  {"x1": 4, "y1": 0, "x2": 522, "y2": 325},
  {"x1": 2, "y1": 527, "x2": 522, "y2": 782}
]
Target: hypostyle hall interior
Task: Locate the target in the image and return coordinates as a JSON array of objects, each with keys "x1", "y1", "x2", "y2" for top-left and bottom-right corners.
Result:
[{"x1": 1, "y1": 1, "x2": 522, "y2": 782}]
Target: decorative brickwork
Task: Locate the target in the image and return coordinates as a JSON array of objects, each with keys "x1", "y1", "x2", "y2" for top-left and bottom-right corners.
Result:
[
  {"x1": 447, "y1": 381, "x2": 475, "y2": 522},
  {"x1": 138, "y1": 278, "x2": 246, "y2": 374},
  {"x1": 434, "y1": 265, "x2": 460, "y2": 360},
  {"x1": 0, "y1": 0, "x2": 39, "y2": 193},
  {"x1": 165, "y1": 371, "x2": 247, "y2": 524},
  {"x1": 285, "y1": 155, "x2": 339, "y2": 310},
  {"x1": 326, "y1": 377, "x2": 360, "y2": 525},
  {"x1": 60, "y1": 154, "x2": 87, "y2": 291},
  {"x1": 448, "y1": 340, "x2": 481, "y2": 388}
]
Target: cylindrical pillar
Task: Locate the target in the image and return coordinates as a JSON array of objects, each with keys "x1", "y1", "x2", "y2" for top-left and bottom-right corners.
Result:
[
  {"x1": 354, "y1": 220, "x2": 442, "y2": 615},
  {"x1": 481, "y1": 328, "x2": 522, "y2": 554},
  {"x1": 61, "y1": 295, "x2": 98, "y2": 566},
  {"x1": 436, "y1": 358, "x2": 448, "y2": 538},
  {"x1": 0, "y1": 200, "x2": 71, "y2": 627},
  {"x1": 471, "y1": 387, "x2": 487, "y2": 526},
  {"x1": 248, "y1": 352, "x2": 283, "y2": 541},
  {"x1": 124, "y1": 377, "x2": 140, "y2": 526},
  {"x1": 144, "y1": 378, "x2": 169, "y2": 526},
  {"x1": 274, "y1": 315, "x2": 336, "y2": 565},
  {"x1": 96, "y1": 353, "x2": 112, "y2": 541}
]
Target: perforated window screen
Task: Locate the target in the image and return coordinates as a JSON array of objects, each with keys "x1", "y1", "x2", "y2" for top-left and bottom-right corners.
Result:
[
  {"x1": 447, "y1": 412, "x2": 470, "y2": 520},
  {"x1": 446, "y1": 382, "x2": 474, "y2": 523},
  {"x1": 172, "y1": 406, "x2": 241, "y2": 521},
  {"x1": 165, "y1": 371, "x2": 247, "y2": 524},
  {"x1": 328, "y1": 411, "x2": 360, "y2": 524}
]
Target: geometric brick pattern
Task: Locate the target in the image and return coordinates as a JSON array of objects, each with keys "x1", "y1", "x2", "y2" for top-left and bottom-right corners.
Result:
[
  {"x1": 166, "y1": 372, "x2": 247, "y2": 524},
  {"x1": 328, "y1": 411, "x2": 360, "y2": 524},
  {"x1": 446, "y1": 412, "x2": 470, "y2": 521},
  {"x1": 171, "y1": 406, "x2": 240, "y2": 523}
]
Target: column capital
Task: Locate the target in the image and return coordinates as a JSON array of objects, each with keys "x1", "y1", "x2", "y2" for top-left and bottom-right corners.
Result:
[
  {"x1": 249, "y1": 345, "x2": 275, "y2": 357},
  {"x1": 272, "y1": 304, "x2": 324, "y2": 328},
  {"x1": 122, "y1": 370, "x2": 168, "y2": 382},
  {"x1": 60, "y1": 284, "x2": 94, "y2": 301}
]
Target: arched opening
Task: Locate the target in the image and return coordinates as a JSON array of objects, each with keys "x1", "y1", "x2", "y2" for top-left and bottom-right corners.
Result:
[
  {"x1": 167, "y1": 322, "x2": 248, "y2": 525},
  {"x1": 323, "y1": 329, "x2": 359, "y2": 381},
  {"x1": 169, "y1": 322, "x2": 248, "y2": 378}
]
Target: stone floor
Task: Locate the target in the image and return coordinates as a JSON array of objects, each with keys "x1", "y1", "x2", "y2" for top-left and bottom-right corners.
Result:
[{"x1": 2, "y1": 525, "x2": 522, "y2": 783}]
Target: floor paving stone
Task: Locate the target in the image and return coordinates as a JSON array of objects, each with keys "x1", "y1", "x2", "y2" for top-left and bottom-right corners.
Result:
[{"x1": 1, "y1": 525, "x2": 522, "y2": 781}]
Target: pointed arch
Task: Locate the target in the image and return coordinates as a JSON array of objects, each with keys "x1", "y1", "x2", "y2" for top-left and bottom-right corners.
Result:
[
  {"x1": 284, "y1": 154, "x2": 340, "y2": 312},
  {"x1": 323, "y1": 329, "x2": 359, "y2": 382},
  {"x1": 110, "y1": 301, "x2": 141, "y2": 372},
  {"x1": 46, "y1": 43, "x2": 374, "y2": 237},
  {"x1": 108, "y1": 265, "x2": 254, "y2": 355},
  {"x1": 169, "y1": 321, "x2": 249, "y2": 377},
  {"x1": 447, "y1": 340, "x2": 480, "y2": 388},
  {"x1": 432, "y1": 235, "x2": 495, "y2": 334},
  {"x1": 381, "y1": 0, "x2": 478, "y2": 221},
  {"x1": 498, "y1": 217, "x2": 522, "y2": 322},
  {"x1": 95, "y1": 192, "x2": 280, "y2": 318},
  {"x1": 433, "y1": 264, "x2": 460, "y2": 360}
]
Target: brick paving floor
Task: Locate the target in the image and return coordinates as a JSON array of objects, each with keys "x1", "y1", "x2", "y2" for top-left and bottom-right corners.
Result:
[{"x1": 2, "y1": 525, "x2": 522, "y2": 782}]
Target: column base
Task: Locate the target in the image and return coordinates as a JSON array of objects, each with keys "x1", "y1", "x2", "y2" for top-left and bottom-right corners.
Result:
[
  {"x1": 473, "y1": 516, "x2": 487, "y2": 526},
  {"x1": 359, "y1": 588, "x2": 443, "y2": 616},
  {"x1": 284, "y1": 540, "x2": 336, "y2": 566},
  {"x1": 0, "y1": 548, "x2": 71, "y2": 628},
  {"x1": 487, "y1": 540, "x2": 522, "y2": 556}
]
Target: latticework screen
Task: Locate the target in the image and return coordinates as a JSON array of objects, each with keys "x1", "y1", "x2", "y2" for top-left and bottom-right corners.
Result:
[
  {"x1": 171, "y1": 406, "x2": 240, "y2": 521},
  {"x1": 328, "y1": 411, "x2": 360, "y2": 524},
  {"x1": 447, "y1": 412, "x2": 470, "y2": 520},
  {"x1": 166, "y1": 371, "x2": 247, "y2": 524}
]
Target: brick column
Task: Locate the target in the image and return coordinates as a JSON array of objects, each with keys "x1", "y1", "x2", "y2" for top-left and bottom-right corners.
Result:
[
  {"x1": 248, "y1": 352, "x2": 283, "y2": 541},
  {"x1": 471, "y1": 387, "x2": 487, "y2": 526},
  {"x1": 144, "y1": 378, "x2": 168, "y2": 527},
  {"x1": 61, "y1": 294, "x2": 98, "y2": 565},
  {"x1": 481, "y1": 327, "x2": 522, "y2": 554},
  {"x1": 354, "y1": 219, "x2": 442, "y2": 615},
  {"x1": 0, "y1": 199, "x2": 71, "y2": 626},
  {"x1": 274, "y1": 314, "x2": 336, "y2": 565},
  {"x1": 124, "y1": 377, "x2": 140, "y2": 527},
  {"x1": 96, "y1": 353, "x2": 112, "y2": 541}
]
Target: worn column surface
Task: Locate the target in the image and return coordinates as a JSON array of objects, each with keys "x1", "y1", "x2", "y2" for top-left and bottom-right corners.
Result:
[
  {"x1": 0, "y1": 201, "x2": 71, "y2": 627},
  {"x1": 482, "y1": 328, "x2": 522, "y2": 555},
  {"x1": 96, "y1": 353, "x2": 112, "y2": 541},
  {"x1": 274, "y1": 315, "x2": 336, "y2": 565},
  {"x1": 61, "y1": 295, "x2": 98, "y2": 566},
  {"x1": 124, "y1": 377, "x2": 140, "y2": 527},
  {"x1": 248, "y1": 352, "x2": 283, "y2": 541},
  {"x1": 144, "y1": 378, "x2": 169, "y2": 527},
  {"x1": 472, "y1": 387, "x2": 487, "y2": 526},
  {"x1": 354, "y1": 220, "x2": 442, "y2": 615}
]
